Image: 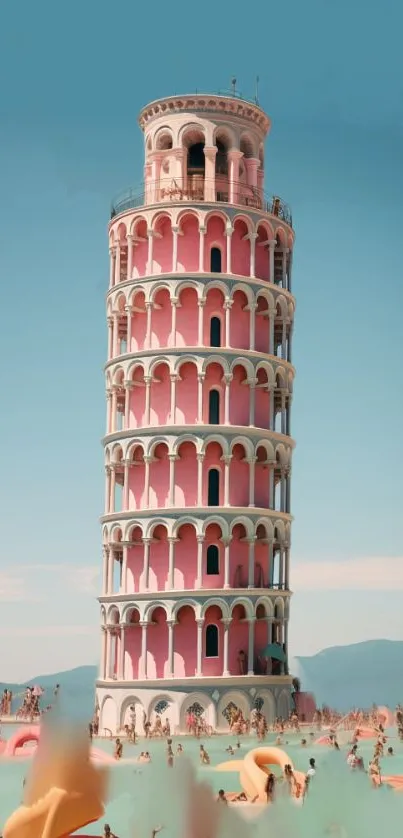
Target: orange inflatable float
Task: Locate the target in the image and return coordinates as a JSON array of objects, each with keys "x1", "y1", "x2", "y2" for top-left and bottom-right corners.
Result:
[
  {"x1": 2, "y1": 727, "x2": 108, "y2": 838},
  {"x1": 216, "y1": 746, "x2": 306, "y2": 803},
  {"x1": 0, "y1": 725, "x2": 116, "y2": 763}
]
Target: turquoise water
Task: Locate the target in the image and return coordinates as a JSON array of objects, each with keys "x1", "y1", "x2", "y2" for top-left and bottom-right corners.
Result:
[{"x1": 1, "y1": 725, "x2": 403, "y2": 838}]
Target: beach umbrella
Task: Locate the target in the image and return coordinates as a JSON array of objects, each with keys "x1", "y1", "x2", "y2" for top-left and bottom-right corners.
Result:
[{"x1": 260, "y1": 643, "x2": 286, "y2": 662}]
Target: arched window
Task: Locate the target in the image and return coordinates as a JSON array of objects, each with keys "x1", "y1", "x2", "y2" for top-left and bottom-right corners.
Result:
[
  {"x1": 208, "y1": 468, "x2": 220, "y2": 506},
  {"x1": 205, "y1": 624, "x2": 219, "y2": 657},
  {"x1": 210, "y1": 247, "x2": 222, "y2": 273},
  {"x1": 206, "y1": 545, "x2": 219, "y2": 575},
  {"x1": 188, "y1": 142, "x2": 205, "y2": 173},
  {"x1": 210, "y1": 316, "x2": 221, "y2": 347},
  {"x1": 209, "y1": 389, "x2": 220, "y2": 424}
]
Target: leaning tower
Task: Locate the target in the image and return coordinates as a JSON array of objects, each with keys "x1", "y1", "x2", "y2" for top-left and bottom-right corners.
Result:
[{"x1": 97, "y1": 91, "x2": 295, "y2": 735}]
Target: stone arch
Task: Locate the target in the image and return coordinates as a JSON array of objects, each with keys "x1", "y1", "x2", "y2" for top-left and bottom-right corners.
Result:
[
  {"x1": 200, "y1": 597, "x2": 230, "y2": 619},
  {"x1": 229, "y1": 355, "x2": 255, "y2": 380},
  {"x1": 255, "y1": 596, "x2": 274, "y2": 618},
  {"x1": 106, "y1": 604, "x2": 120, "y2": 625},
  {"x1": 143, "y1": 601, "x2": 171, "y2": 623},
  {"x1": 129, "y1": 214, "x2": 148, "y2": 237},
  {"x1": 147, "y1": 693, "x2": 179, "y2": 730},
  {"x1": 256, "y1": 688, "x2": 276, "y2": 724},
  {"x1": 232, "y1": 212, "x2": 254, "y2": 235},
  {"x1": 120, "y1": 695, "x2": 146, "y2": 734},
  {"x1": 254, "y1": 517, "x2": 274, "y2": 540},
  {"x1": 201, "y1": 280, "x2": 229, "y2": 303},
  {"x1": 277, "y1": 689, "x2": 291, "y2": 719},
  {"x1": 230, "y1": 282, "x2": 254, "y2": 306},
  {"x1": 144, "y1": 517, "x2": 172, "y2": 539},
  {"x1": 154, "y1": 126, "x2": 174, "y2": 150},
  {"x1": 125, "y1": 520, "x2": 145, "y2": 541},
  {"x1": 217, "y1": 690, "x2": 251, "y2": 729},
  {"x1": 100, "y1": 695, "x2": 117, "y2": 735},
  {"x1": 230, "y1": 597, "x2": 254, "y2": 619},
  {"x1": 229, "y1": 515, "x2": 254, "y2": 538},
  {"x1": 229, "y1": 435, "x2": 254, "y2": 459},
  {"x1": 172, "y1": 433, "x2": 201, "y2": 456},
  {"x1": 171, "y1": 598, "x2": 200, "y2": 620},
  {"x1": 179, "y1": 692, "x2": 215, "y2": 731}
]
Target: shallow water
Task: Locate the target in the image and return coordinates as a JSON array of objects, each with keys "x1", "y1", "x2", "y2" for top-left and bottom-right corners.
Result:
[{"x1": 1, "y1": 724, "x2": 403, "y2": 838}]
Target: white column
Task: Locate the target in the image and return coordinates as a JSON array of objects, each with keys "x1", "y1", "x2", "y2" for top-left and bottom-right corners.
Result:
[
  {"x1": 107, "y1": 317, "x2": 113, "y2": 359},
  {"x1": 145, "y1": 302, "x2": 152, "y2": 349},
  {"x1": 109, "y1": 466, "x2": 116, "y2": 512},
  {"x1": 223, "y1": 455, "x2": 232, "y2": 506},
  {"x1": 284, "y1": 547, "x2": 290, "y2": 590},
  {"x1": 124, "y1": 382, "x2": 131, "y2": 429},
  {"x1": 127, "y1": 234, "x2": 133, "y2": 280},
  {"x1": 115, "y1": 244, "x2": 121, "y2": 284},
  {"x1": 196, "y1": 536, "x2": 204, "y2": 586},
  {"x1": 224, "y1": 300, "x2": 232, "y2": 347},
  {"x1": 281, "y1": 394, "x2": 286, "y2": 435},
  {"x1": 106, "y1": 391, "x2": 112, "y2": 434},
  {"x1": 223, "y1": 540, "x2": 231, "y2": 589},
  {"x1": 107, "y1": 549, "x2": 113, "y2": 594},
  {"x1": 279, "y1": 547, "x2": 284, "y2": 589},
  {"x1": 282, "y1": 320, "x2": 287, "y2": 359},
  {"x1": 146, "y1": 231, "x2": 154, "y2": 274},
  {"x1": 198, "y1": 227, "x2": 205, "y2": 272},
  {"x1": 247, "y1": 619, "x2": 255, "y2": 675},
  {"x1": 269, "y1": 386, "x2": 275, "y2": 430},
  {"x1": 248, "y1": 538, "x2": 255, "y2": 587},
  {"x1": 224, "y1": 374, "x2": 232, "y2": 424},
  {"x1": 170, "y1": 298, "x2": 178, "y2": 347},
  {"x1": 167, "y1": 538, "x2": 176, "y2": 589},
  {"x1": 112, "y1": 315, "x2": 119, "y2": 357},
  {"x1": 167, "y1": 621, "x2": 174, "y2": 676},
  {"x1": 268, "y1": 462, "x2": 274, "y2": 509},
  {"x1": 109, "y1": 248, "x2": 115, "y2": 288},
  {"x1": 105, "y1": 629, "x2": 112, "y2": 678},
  {"x1": 172, "y1": 226, "x2": 179, "y2": 272},
  {"x1": 168, "y1": 454, "x2": 176, "y2": 506},
  {"x1": 268, "y1": 539, "x2": 274, "y2": 586},
  {"x1": 196, "y1": 620, "x2": 203, "y2": 675},
  {"x1": 144, "y1": 376, "x2": 151, "y2": 425},
  {"x1": 123, "y1": 460, "x2": 130, "y2": 511},
  {"x1": 197, "y1": 454, "x2": 204, "y2": 505},
  {"x1": 102, "y1": 547, "x2": 108, "y2": 594},
  {"x1": 280, "y1": 469, "x2": 286, "y2": 511},
  {"x1": 248, "y1": 456, "x2": 256, "y2": 506},
  {"x1": 170, "y1": 374, "x2": 177, "y2": 423},
  {"x1": 100, "y1": 627, "x2": 107, "y2": 679},
  {"x1": 118, "y1": 627, "x2": 125, "y2": 679},
  {"x1": 269, "y1": 240, "x2": 276, "y2": 283},
  {"x1": 248, "y1": 380, "x2": 256, "y2": 426},
  {"x1": 125, "y1": 306, "x2": 132, "y2": 352},
  {"x1": 140, "y1": 622, "x2": 148, "y2": 678},
  {"x1": 198, "y1": 301, "x2": 205, "y2": 345},
  {"x1": 121, "y1": 545, "x2": 128, "y2": 593},
  {"x1": 105, "y1": 467, "x2": 111, "y2": 514},
  {"x1": 269, "y1": 309, "x2": 275, "y2": 355},
  {"x1": 225, "y1": 229, "x2": 233, "y2": 274},
  {"x1": 143, "y1": 538, "x2": 151, "y2": 590},
  {"x1": 249, "y1": 233, "x2": 257, "y2": 278},
  {"x1": 222, "y1": 620, "x2": 230, "y2": 676},
  {"x1": 144, "y1": 457, "x2": 151, "y2": 508},
  {"x1": 197, "y1": 374, "x2": 204, "y2": 423},
  {"x1": 249, "y1": 302, "x2": 257, "y2": 351}
]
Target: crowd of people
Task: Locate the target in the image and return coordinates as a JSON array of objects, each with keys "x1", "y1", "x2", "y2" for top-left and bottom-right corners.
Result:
[{"x1": 0, "y1": 684, "x2": 60, "y2": 721}]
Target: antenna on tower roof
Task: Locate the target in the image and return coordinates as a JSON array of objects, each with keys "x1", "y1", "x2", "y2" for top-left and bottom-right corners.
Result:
[
  {"x1": 231, "y1": 77, "x2": 237, "y2": 95},
  {"x1": 255, "y1": 75, "x2": 260, "y2": 105}
]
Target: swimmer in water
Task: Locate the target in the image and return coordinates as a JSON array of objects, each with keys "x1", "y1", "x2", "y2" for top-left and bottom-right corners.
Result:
[{"x1": 199, "y1": 744, "x2": 210, "y2": 764}]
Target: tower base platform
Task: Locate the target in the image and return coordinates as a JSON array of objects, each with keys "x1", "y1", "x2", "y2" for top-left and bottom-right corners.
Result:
[{"x1": 95, "y1": 676, "x2": 293, "y2": 735}]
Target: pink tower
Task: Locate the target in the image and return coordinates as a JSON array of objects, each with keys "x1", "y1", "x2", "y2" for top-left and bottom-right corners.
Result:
[{"x1": 97, "y1": 92, "x2": 295, "y2": 735}]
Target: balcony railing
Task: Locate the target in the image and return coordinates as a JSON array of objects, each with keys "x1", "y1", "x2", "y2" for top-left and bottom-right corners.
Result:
[{"x1": 110, "y1": 179, "x2": 293, "y2": 228}]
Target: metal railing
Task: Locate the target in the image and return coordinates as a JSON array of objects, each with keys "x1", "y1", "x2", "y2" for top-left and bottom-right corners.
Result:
[{"x1": 110, "y1": 179, "x2": 292, "y2": 227}]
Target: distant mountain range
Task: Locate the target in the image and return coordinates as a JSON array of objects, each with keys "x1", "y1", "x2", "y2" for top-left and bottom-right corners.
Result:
[
  {"x1": 296, "y1": 639, "x2": 403, "y2": 710},
  {"x1": 2, "y1": 640, "x2": 402, "y2": 713}
]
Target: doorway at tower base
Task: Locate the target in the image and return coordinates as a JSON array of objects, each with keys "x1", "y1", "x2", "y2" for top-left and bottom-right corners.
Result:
[{"x1": 95, "y1": 683, "x2": 293, "y2": 736}]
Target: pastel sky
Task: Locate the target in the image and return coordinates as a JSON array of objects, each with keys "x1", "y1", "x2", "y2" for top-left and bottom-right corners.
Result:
[{"x1": 0, "y1": 0, "x2": 402, "y2": 682}]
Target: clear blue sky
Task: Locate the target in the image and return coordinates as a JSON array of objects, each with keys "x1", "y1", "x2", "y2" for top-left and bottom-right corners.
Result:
[{"x1": 0, "y1": 0, "x2": 402, "y2": 681}]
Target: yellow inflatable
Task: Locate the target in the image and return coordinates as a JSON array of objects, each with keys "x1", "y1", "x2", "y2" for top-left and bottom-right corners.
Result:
[
  {"x1": 216, "y1": 746, "x2": 306, "y2": 803},
  {"x1": 3, "y1": 728, "x2": 108, "y2": 838}
]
